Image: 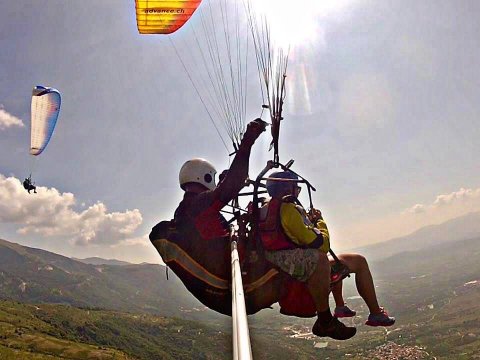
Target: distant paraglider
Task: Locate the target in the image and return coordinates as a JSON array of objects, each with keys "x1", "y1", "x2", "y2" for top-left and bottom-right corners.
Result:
[
  {"x1": 25, "y1": 85, "x2": 61, "y2": 193},
  {"x1": 22, "y1": 175, "x2": 37, "y2": 194}
]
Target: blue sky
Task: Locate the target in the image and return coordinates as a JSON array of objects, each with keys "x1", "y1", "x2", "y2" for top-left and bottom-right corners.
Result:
[{"x1": 1, "y1": 0, "x2": 479, "y2": 263}]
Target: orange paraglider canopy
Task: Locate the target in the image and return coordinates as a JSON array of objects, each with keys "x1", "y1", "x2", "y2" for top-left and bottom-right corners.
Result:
[{"x1": 135, "y1": 0, "x2": 202, "y2": 34}]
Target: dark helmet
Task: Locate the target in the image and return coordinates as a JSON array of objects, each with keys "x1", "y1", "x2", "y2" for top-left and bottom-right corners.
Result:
[{"x1": 266, "y1": 171, "x2": 299, "y2": 198}]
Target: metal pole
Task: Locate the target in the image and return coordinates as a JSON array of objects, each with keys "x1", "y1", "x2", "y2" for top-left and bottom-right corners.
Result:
[{"x1": 231, "y1": 240, "x2": 253, "y2": 360}]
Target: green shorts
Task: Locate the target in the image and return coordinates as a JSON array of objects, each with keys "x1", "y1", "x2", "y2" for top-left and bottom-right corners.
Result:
[{"x1": 264, "y1": 248, "x2": 319, "y2": 282}]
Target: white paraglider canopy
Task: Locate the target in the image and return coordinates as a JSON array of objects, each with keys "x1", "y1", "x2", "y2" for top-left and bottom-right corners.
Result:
[{"x1": 30, "y1": 85, "x2": 61, "y2": 156}]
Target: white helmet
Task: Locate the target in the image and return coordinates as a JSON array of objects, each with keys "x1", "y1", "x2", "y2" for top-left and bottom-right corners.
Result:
[{"x1": 179, "y1": 158, "x2": 217, "y2": 191}]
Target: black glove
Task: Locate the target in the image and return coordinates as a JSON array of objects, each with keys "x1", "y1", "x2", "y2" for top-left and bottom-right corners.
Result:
[{"x1": 240, "y1": 118, "x2": 267, "y2": 148}]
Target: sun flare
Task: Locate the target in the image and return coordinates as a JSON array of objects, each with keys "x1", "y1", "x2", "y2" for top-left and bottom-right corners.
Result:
[{"x1": 253, "y1": 0, "x2": 354, "y2": 48}]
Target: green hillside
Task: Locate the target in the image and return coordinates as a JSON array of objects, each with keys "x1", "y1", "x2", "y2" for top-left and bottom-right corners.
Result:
[
  {"x1": 0, "y1": 237, "x2": 479, "y2": 358},
  {"x1": 0, "y1": 239, "x2": 208, "y2": 320},
  {"x1": 0, "y1": 300, "x2": 230, "y2": 359}
]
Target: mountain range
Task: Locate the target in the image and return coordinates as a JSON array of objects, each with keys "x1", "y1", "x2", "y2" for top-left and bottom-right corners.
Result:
[
  {"x1": 72, "y1": 257, "x2": 132, "y2": 266},
  {"x1": 0, "y1": 238, "x2": 212, "y2": 321},
  {"x1": 350, "y1": 211, "x2": 480, "y2": 261}
]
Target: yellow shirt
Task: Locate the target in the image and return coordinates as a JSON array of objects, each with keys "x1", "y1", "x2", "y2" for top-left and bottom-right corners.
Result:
[{"x1": 279, "y1": 202, "x2": 330, "y2": 253}]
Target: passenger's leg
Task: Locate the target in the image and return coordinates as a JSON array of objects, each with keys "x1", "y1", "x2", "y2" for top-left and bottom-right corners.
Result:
[
  {"x1": 335, "y1": 253, "x2": 395, "y2": 326},
  {"x1": 308, "y1": 252, "x2": 356, "y2": 340},
  {"x1": 331, "y1": 281, "x2": 345, "y2": 307},
  {"x1": 332, "y1": 280, "x2": 357, "y2": 317},
  {"x1": 335, "y1": 254, "x2": 380, "y2": 314},
  {"x1": 306, "y1": 251, "x2": 331, "y2": 312}
]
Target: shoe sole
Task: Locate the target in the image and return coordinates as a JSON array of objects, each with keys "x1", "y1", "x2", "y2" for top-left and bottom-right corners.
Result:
[
  {"x1": 333, "y1": 312, "x2": 357, "y2": 319},
  {"x1": 365, "y1": 320, "x2": 395, "y2": 327},
  {"x1": 334, "y1": 313, "x2": 356, "y2": 318},
  {"x1": 313, "y1": 327, "x2": 357, "y2": 340}
]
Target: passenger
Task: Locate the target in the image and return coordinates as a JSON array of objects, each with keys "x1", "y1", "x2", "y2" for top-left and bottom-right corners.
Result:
[{"x1": 258, "y1": 171, "x2": 394, "y2": 340}]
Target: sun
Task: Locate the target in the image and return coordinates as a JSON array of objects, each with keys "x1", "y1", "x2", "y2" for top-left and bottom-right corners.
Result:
[{"x1": 253, "y1": 0, "x2": 354, "y2": 49}]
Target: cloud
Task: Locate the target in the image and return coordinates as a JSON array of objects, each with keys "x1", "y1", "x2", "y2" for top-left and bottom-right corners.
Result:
[
  {"x1": 0, "y1": 106, "x2": 25, "y2": 129},
  {"x1": 404, "y1": 187, "x2": 480, "y2": 214},
  {"x1": 404, "y1": 203, "x2": 426, "y2": 214},
  {"x1": 114, "y1": 234, "x2": 150, "y2": 247},
  {"x1": 433, "y1": 188, "x2": 480, "y2": 206},
  {"x1": 0, "y1": 174, "x2": 142, "y2": 246}
]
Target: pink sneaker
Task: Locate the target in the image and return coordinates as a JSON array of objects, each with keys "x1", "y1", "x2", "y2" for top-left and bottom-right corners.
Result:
[
  {"x1": 365, "y1": 307, "x2": 395, "y2": 327},
  {"x1": 334, "y1": 305, "x2": 357, "y2": 318}
]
